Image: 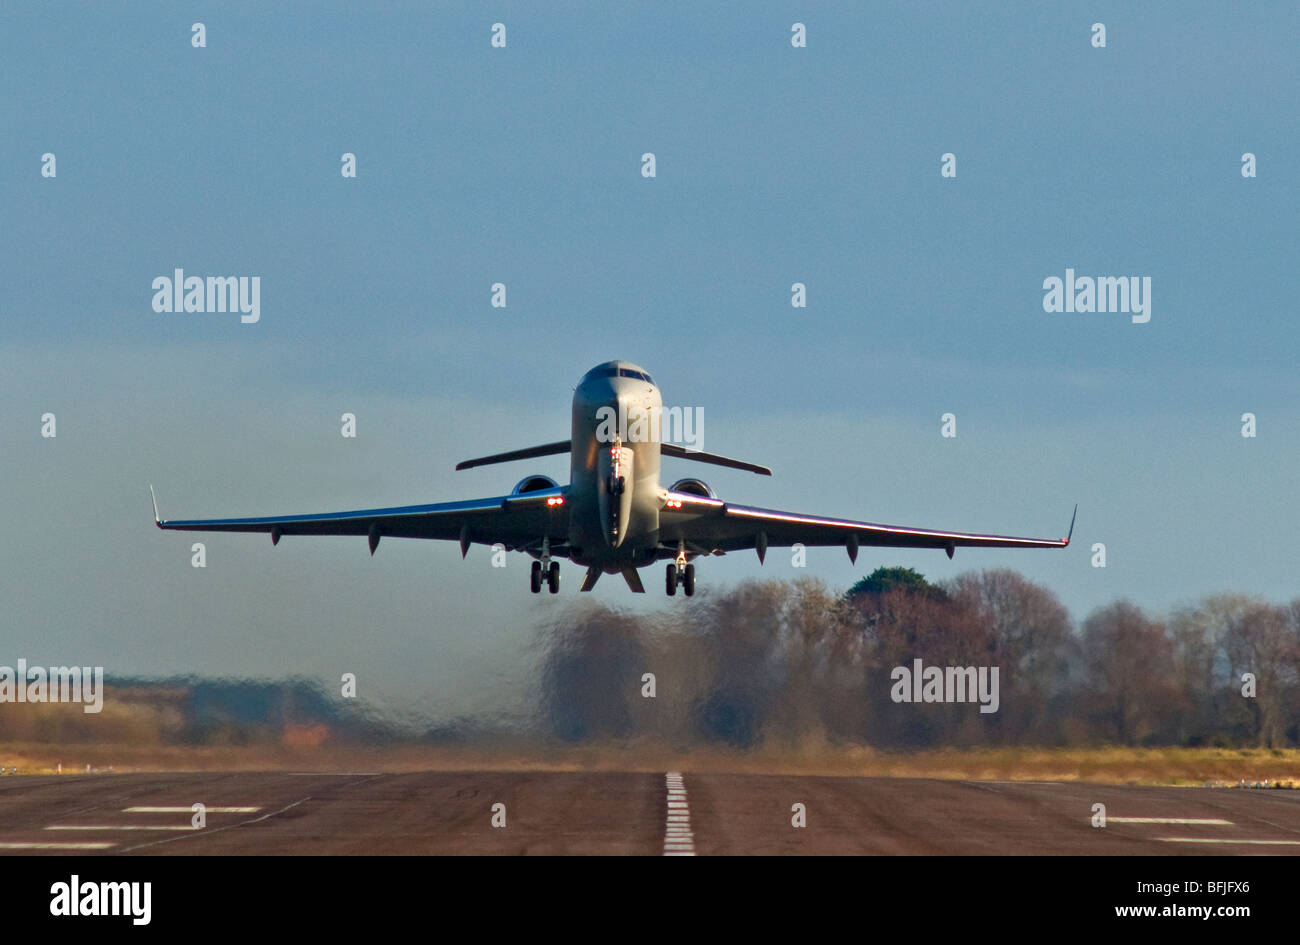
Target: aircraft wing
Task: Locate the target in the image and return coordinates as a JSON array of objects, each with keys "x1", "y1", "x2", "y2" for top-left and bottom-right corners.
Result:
[
  {"x1": 659, "y1": 491, "x2": 1073, "y2": 560},
  {"x1": 151, "y1": 486, "x2": 569, "y2": 556}
]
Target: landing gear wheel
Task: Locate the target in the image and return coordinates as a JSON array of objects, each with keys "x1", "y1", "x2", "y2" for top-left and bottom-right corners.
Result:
[
  {"x1": 547, "y1": 561, "x2": 560, "y2": 594},
  {"x1": 607, "y1": 474, "x2": 624, "y2": 495},
  {"x1": 530, "y1": 560, "x2": 542, "y2": 594},
  {"x1": 665, "y1": 563, "x2": 678, "y2": 596},
  {"x1": 683, "y1": 563, "x2": 695, "y2": 597}
]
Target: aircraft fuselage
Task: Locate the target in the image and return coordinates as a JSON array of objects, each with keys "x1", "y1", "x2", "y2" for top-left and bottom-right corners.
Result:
[{"x1": 567, "y1": 362, "x2": 664, "y2": 572}]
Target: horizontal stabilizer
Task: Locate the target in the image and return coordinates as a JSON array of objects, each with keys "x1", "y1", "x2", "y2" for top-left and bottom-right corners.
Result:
[
  {"x1": 455, "y1": 440, "x2": 571, "y2": 471},
  {"x1": 661, "y1": 443, "x2": 771, "y2": 476}
]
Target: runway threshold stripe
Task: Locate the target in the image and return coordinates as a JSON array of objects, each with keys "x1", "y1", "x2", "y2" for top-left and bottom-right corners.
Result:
[
  {"x1": 124, "y1": 807, "x2": 261, "y2": 814},
  {"x1": 46, "y1": 825, "x2": 201, "y2": 831},
  {"x1": 1110, "y1": 818, "x2": 1233, "y2": 825},
  {"x1": 0, "y1": 842, "x2": 116, "y2": 850},
  {"x1": 663, "y1": 772, "x2": 695, "y2": 857},
  {"x1": 1157, "y1": 838, "x2": 1300, "y2": 845}
]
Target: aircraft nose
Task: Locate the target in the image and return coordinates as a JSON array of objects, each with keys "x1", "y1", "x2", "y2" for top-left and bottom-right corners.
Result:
[{"x1": 580, "y1": 376, "x2": 636, "y2": 410}]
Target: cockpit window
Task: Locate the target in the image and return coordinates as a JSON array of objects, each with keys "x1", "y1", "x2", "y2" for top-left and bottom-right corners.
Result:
[{"x1": 590, "y1": 366, "x2": 653, "y2": 383}]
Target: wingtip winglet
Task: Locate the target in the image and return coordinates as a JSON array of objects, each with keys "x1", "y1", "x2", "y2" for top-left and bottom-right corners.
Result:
[
  {"x1": 1065, "y1": 503, "x2": 1077, "y2": 544},
  {"x1": 149, "y1": 484, "x2": 161, "y2": 527}
]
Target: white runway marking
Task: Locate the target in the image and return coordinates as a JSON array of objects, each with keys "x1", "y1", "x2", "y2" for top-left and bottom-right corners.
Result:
[
  {"x1": 46, "y1": 825, "x2": 202, "y2": 831},
  {"x1": 663, "y1": 772, "x2": 695, "y2": 857},
  {"x1": 1110, "y1": 817, "x2": 1233, "y2": 825},
  {"x1": 119, "y1": 795, "x2": 314, "y2": 853},
  {"x1": 1157, "y1": 837, "x2": 1300, "y2": 845},
  {"x1": 0, "y1": 841, "x2": 116, "y2": 850},
  {"x1": 124, "y1": 806, "x2": 260, "y2": 813}
]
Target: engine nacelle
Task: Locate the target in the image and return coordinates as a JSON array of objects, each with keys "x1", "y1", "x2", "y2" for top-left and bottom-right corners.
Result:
[
  {"x1": 669, "y1": 477, "x2": 715, "y2": 499},
  {"x1": 512, "y1": 474, "x2": 559, "y2": 495}
]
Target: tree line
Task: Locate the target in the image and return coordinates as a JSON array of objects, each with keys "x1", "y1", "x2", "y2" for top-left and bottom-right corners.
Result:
[{"x1": 539, "y1": 568, "x2": 1300, "y2": 749}]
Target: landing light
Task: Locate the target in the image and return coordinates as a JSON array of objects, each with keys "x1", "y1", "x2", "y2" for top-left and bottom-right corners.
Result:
[{"x1": 547, "y1": 496, "x2": 564, "y2": 507}]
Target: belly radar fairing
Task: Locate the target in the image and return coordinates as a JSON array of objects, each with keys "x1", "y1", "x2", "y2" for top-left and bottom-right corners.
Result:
[{"x1": 154, "y1": 361, "x2": 1073, "y2": 595}]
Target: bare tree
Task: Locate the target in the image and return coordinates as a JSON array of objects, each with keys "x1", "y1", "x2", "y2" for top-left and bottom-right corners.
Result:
[
  {"x1": 946, "y1": 569, "x2": 1075, "y2": 742},
  {"x1": 1224, "y1": 601, "x2": 1295, "y2": 747},
  {"x1": 1079, "y1": 601, "x2": 1175, "y2": 745}
]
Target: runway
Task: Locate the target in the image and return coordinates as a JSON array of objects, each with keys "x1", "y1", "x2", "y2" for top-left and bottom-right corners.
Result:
[{"x1": 0, "y1": 771, "x2": 1297, "y2": 855}]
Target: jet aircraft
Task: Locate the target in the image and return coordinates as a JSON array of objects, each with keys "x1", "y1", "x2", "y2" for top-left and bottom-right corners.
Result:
[{"x1": 154, "y1": 361, "x2": 1073, "y2": 595}]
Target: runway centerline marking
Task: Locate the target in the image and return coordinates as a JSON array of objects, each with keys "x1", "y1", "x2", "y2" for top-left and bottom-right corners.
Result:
[{"x1": 663, "y1": 772, "x2": 695, "y2": 857}]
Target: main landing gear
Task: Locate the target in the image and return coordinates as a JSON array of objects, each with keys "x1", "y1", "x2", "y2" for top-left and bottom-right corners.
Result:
[
  {"x1": 665, "y1": 542, "x2": 695, "y2": 597},
  {"x1": 530, "y1": 538, "x2": 560, "y2": 594},
  {"x1": 531, "y1": 560, "x2": 560, "y2": 594},
  {"x1": 665, "y1": 562, "x2": 695, "y2": 596}
]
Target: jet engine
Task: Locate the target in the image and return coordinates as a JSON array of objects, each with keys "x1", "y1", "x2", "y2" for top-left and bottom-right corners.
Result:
[
  {"x1": 669, "y1": 478, "x2": 715, "y2": 499},
  {"x1": 511, "y1": 474, "x2": 559, "y2": 494}
]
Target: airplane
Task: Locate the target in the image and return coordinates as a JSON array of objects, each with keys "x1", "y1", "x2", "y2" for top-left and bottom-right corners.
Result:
[{"x1": 153, "y1": 360, "x2": 1074, "y2": 596}]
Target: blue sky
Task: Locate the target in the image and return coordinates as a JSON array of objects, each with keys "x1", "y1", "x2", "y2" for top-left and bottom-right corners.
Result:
[{"x1": 3, "y1": 3, "x2": 1297, "y2": 720}]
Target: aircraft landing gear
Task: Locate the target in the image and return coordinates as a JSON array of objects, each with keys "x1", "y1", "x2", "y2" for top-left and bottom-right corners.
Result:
[
  {"x1": 665, "y1": 562, "x2": 695, "y2": 597},
  {"x1": 666, "y1": 542, "x2": 695, "y2": 597},
  {"x1": 530, "y1": 537, "x2": 559, "y2": 594}
]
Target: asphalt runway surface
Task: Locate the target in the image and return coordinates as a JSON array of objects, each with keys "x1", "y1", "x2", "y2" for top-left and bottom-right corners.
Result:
[{"x1": 0, "y1": 771, "x2": 1297, "y2": 855}]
